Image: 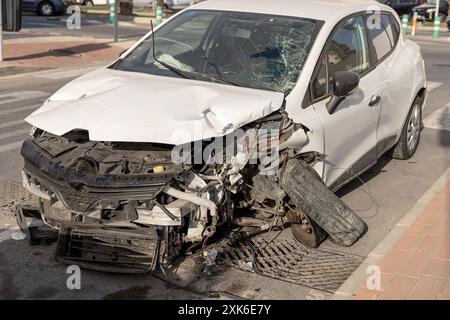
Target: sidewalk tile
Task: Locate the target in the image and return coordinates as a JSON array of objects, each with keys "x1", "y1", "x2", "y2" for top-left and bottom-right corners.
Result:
[
  {"x1": 406, "y1": 276, "x2": 443, "y2": 300},
  {"x1": 353, "y1": 288, "x2": 380, "y2": 300},
  {"x1": 428, "y1": 218, "x2": 450, "y2": 236},
  {"x1": 423, "y1": 258, "x2": 450, "y2": 277},
  {"x1": 394, "y1": 234, "x2": 422, "y2": 251},
  {"x1": 440, "y1": 182, "x2": 450, "y2": 197},
  {"x1": 379, "y1": 249, "x2": 410, "y2": 274},
  {"x1": 436, "y1": 279, "x2": 450, "y2": 300},
  {"x1": 406, "y1": 223, "x2": 430, "y2": 235},
  {"x1": 398, "y1": 249, "x2": 434, "y2": 277},
  {"x1": 434, "y1": 240, "x2": 450, "y2": 260},
  {"x1": 378, "y1": 275, "x2": 416, "y2": 300},
  {"x1": 419, "y1": 235, "x2": 445, "y2": 252}
]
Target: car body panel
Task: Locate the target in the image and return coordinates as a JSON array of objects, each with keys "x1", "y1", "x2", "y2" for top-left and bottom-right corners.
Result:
[
  {"x1": 24, "y1": 0, "x2": 426, "y2": 188},
  {"x1": 25, "y1": 68, "x2": 285, "y2": 144}
]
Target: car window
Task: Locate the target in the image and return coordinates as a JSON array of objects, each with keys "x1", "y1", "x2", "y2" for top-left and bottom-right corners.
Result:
[
  {"x1": 327, "y1": 16, "x2": 370, "y2": 77},
  {"x1": 389, "y1": 14, "x2": 400, "y2": 44},
  {"x1": 367, "y1": 14, "x2": 395, "y2": 61},
  {"x1": 311, "y1": 55, "x2": 328, "y2": 98},
  {"x1": 310, "y1": 15, "x2": 370, "y2": 101},
  {"x1": 114, "y1": 10, "x2": 321, "y2": 93}
]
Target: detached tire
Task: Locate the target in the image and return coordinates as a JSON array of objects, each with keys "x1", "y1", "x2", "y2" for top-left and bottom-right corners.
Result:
[
  {"x1": 390, "y1": 97, "x2": 423, "y2": 160},
  {"x1": 281, "y1": 160, "x2": 366, "y2": 247}
]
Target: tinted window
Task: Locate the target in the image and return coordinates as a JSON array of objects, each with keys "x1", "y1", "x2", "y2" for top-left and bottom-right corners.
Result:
[
  {"x1": 311, "y1": 15, "x2": 370, "y2": 100},
  {"x1": 368, "y1": 14, "x2": 395, "y2": 60},
  {"x1": 327, "y1": 16, "x2": 370, "y2": 77}
]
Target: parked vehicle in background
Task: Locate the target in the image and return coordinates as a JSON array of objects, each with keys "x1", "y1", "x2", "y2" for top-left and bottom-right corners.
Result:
[
  {"x1": 74, "y1": 0, "x2": 108, "y2": 6},
  {"x1": 164, "y1": 0, "x2": 204, "y2": 9},
  {"x1": 22, "y1": 0, "x2": 66, "y2": 16},
  {"x1": 377, "y1": 0, "x2": 422, "y2": 16},
  {"x1": 411, "y1": 0, "x2": 449, "y2": 22}
]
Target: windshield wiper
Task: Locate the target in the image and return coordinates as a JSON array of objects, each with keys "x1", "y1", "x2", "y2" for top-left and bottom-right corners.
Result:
[
  {"x1": 202, "y1": 55, "x2": 243, "y2": 87},
  {"x1": 150, "y1": 21, "x2": 195, "y2": 80}
]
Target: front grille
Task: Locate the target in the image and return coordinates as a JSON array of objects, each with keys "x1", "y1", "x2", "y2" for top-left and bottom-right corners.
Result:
[{"x1": 21, "y1": 139, "x2": 181, "y2": 212}]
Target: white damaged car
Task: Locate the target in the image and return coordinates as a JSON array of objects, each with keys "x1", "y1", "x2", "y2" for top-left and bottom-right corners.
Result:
[{"x1": 21, "y1": 0, "x2": 426, "y2": 272}]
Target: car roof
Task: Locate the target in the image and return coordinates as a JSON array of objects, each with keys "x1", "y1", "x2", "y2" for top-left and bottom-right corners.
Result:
[{"x1": 192, "y1": 0, "x2": 386, "y2": 22}]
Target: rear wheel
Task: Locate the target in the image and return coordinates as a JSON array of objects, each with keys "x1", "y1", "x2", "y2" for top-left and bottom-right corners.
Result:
[
  {"x1": 38, "y1": 1, "x2": 55, "y2": 16},
  {"x1": 390, "y1": 97, "x2": 423, "y2": 160}
]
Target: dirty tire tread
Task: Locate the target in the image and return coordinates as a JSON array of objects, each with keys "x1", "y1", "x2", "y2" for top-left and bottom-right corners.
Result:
[{"x1": 281, "y1": 160, "x2": 366, "y2": 246}]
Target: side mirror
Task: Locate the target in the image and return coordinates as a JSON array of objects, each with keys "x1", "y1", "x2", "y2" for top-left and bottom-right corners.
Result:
[
  {"x1": 2, "y1": 0, "x2": 21, "y2": 32},
  {"x1": 326, "y1": 71, "x2": 360, "y2": 114}
]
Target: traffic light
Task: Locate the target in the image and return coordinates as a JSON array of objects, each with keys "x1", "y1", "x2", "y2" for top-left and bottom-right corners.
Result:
[{"x1": 2, "y1": 0, "x2": 22, "y2": 32}]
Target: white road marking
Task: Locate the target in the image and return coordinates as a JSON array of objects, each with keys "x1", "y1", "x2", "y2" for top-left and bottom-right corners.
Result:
[
  {"x1": 0, "y1": 104, "x2": 40, "y2": 116},
  {"x1": 32, "y1": 66, "x2": 97, "y2": 80},
  {"x1": 423, "y1": 103, "x2": 450, "y2": 131},
  {"x1": 0, "y1": 128, "x2": 30, "y2": 141},
  {"x1": 0, "y1": 119, "x2": 25, "y2": 129},
  {"x1": 0, "y1": 141, "x2": 23, "y2": 153},
  {"x1": 0, "y1": 91, "x2": 48, "y2": 106},
  {"x1": 427, "y1": 81, "x2": 443, "y2": 92}
]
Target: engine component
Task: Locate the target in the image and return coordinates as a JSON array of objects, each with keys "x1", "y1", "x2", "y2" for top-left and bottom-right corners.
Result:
[{"x1": 55, "y1": 224, "x2": 159, "y2": 273}]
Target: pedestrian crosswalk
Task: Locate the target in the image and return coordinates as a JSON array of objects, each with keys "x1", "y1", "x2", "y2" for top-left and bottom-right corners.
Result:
[
  {"x1": 0, "y1": 91, "x2": 49, "y2": 154},
  {"x1": 427, "y1": 81, "x2": 443, "y2": 92},
  {"x1": 423, "y1": 103, "x2": 450, "y2": 132}
]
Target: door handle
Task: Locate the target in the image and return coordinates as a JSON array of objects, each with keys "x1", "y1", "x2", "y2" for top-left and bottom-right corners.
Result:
[{"x1": 369, "y1": 95, "x2": 381, "y2": 107}]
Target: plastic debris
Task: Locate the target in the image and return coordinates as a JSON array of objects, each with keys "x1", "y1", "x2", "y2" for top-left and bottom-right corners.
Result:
[
  {"x1": 11, "y1": 231, "x2": 27, "y2": 241},
  {"x1": 238, "y1": 260, "x2": 255, "y2": 272},
  {"x1": 203, "y1": 248, "x2": 219, "y2": 267}
]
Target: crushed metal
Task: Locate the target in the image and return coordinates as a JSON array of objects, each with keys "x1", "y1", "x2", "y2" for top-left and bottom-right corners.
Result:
[
  {"x1": 0, "y1": 180, "x2": 38, "y2": 216},
  {"x1": 216, "y1": 237, "x2": 364, "y2": 292}
]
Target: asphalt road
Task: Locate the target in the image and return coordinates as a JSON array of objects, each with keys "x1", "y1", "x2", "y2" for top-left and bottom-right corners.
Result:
[{"x1": 0, "y1": 22, "x2": 449, "y2": 299}]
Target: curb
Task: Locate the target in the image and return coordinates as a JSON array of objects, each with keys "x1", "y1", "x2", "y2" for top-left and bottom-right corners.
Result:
[
  {"x1": 331, "y1": 167, "x2": 450, "y2": 300},
  {"x1": 81, "y1": 12, "x2": 168, "y2": 24},
  {"x1": 407, "y1": 35, "x2": 450, "y2": 42}
]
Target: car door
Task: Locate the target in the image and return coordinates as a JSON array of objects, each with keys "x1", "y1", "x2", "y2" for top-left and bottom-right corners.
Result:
[
  {"x1": 309, "y1": 14, "x2": 381, "y2": 190},
  {"x1": 22, "y1": 0, "x2": 36, "y2": 12},
  {"x1": 368, "y1": 13, "x2": 413, "y2": 155}
]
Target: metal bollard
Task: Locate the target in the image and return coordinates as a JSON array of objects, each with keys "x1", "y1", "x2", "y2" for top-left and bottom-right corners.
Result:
[
  {"x1": 411, "y1": 12, "x2": 417, "y2": 36},
  {"x1": 109, "y1": 1, "x2": 116, "y2": 25},
  {"x1": 402, "y1": 14, "x2": 409, "y2": 34},
  {"x1": 156, "y1": 5, "x2": 163, "y2": 26},
  {"x1": 433, "y1": 16, "x2": 441, "y2": 39}
]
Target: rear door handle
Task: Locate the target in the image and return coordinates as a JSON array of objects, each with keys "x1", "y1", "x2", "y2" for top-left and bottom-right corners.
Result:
[{"x1": 369, "y1": 95, "x2": 381, "y2": 107}]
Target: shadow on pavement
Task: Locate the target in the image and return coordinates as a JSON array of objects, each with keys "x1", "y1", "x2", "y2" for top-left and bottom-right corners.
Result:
[{"x1": 5, "y1": 42, "x2": 114, "y2": 61}]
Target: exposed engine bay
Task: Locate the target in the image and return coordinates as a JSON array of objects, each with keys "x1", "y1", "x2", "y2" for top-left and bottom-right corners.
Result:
[{"x1": 20, "y1": 111, "x2": 366, "y2": 273}]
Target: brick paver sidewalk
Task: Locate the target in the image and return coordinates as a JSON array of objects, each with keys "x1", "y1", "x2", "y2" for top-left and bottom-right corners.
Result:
[
  {"x1": 2, "y1": 37, "x2": 128, "y2": 69},
  {"x1": 353, "y1": 177, "x2": 450, "y2": 300}
]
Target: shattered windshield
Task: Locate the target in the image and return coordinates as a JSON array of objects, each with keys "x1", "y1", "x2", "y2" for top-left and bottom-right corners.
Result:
[{"x1": 113, "y1": 10, "x2": 320, "y2": 93}]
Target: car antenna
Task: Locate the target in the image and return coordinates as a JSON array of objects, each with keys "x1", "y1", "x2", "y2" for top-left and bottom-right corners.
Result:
[{"x1": 150, "y1": 20, "x2": 193, "y2": 80}]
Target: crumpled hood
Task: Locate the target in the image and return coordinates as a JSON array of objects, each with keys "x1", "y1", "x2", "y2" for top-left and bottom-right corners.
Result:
[{"x1": 26, "y1": 68, "x2": 285, "y2": 145}]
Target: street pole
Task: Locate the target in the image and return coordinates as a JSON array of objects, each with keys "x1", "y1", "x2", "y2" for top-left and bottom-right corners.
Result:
[
  {"x1": 0, "y1": 0, "x2": 3, "y2": 62},
  {"x1": 109, "y1": 0, "x2": 118, "y2": 42},
  {"x1": 114, "y1": 0, "x2": 118, "y2": 42},
  {"x1": 411, "y1": 11, "x2": 417, "y2": 36}
]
